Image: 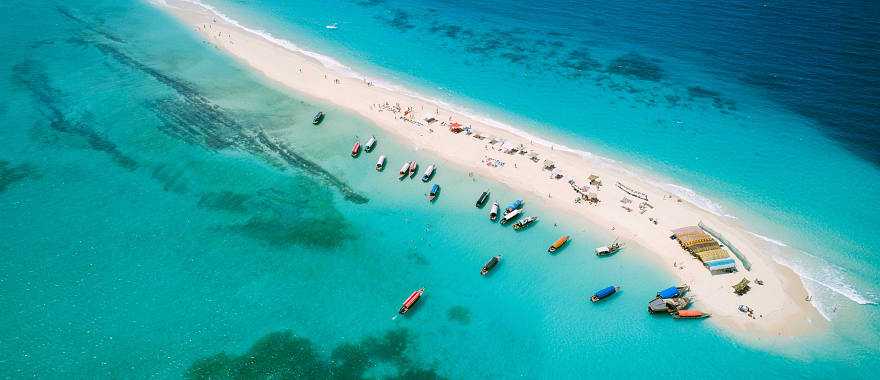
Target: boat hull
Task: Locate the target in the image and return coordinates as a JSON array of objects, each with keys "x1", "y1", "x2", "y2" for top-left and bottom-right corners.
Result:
[
  {"x1": 476, "y1": 191, "x2": 490, "y2": 208},
  {"x1": 480, "y1": 255, "x2": 501, "y2": 276},
  {"x1": 399, "y1": 288, "x2": 424, "y2": 315}
]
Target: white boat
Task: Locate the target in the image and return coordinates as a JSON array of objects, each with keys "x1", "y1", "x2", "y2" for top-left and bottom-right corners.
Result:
[
  {"x1": 489, "y1": 202, "x2": 499, "y2": 221},
  {"x1": 408, "y1": 161, "x2": 418, "y2": 178},
  {"x1": 375, "y1": 155, "x2": 386, "y2": 171},
  {"x1": 325, "y1": 23, "x2": 338, "y2": 29},
  {"x1": 364, "y1": 136, "x2": 377, "y2": 152},
  {"x1": 421, "y1": 164, "x2": 436, "y2": 182},
  {"x1": 595, "y1": 240, "x2": 624, "y2": 256},
  {"x1": 500, "y1": 208, "x2": 523, "y2": 225},
  {"x1": 399, "y1": 161, "x2": 411, "y2": 179}
]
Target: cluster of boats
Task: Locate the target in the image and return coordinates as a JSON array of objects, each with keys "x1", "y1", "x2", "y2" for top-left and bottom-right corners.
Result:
[{"x1": 647, "y1": 285, "x2": 710, "y2": 319}]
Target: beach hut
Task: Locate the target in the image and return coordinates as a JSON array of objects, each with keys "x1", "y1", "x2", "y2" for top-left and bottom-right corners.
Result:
[{"x1": 732, "y1": 278, "x2": 751, "y2": 295}]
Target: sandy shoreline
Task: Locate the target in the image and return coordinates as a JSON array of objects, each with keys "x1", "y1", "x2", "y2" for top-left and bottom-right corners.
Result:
[{"x1": 153, "y1": 0, "x2": 826, "y2": 339}]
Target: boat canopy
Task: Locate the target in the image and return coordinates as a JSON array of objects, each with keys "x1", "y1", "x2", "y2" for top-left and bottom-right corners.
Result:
[
  {"x1": 658, "y1": 286, "x2": 680, "y2": 299},
  {"x1": 595, "y1": 286, "x2": 616, "y2": 298}
]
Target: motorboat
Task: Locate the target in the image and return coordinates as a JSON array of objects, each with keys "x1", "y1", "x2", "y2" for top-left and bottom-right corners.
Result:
[
  {"x1": 364, "y1": 135, "x2": 376, "y2": 152},
  {"x1": 351, "y1": 141, "x2": 361, "y2": 157},
  {"x1": 591, "y1": 285, "x2": 619, "y2": 302},
  {"x1": 480, "y1": 255, "x2": 501, "y2": 276},
  {"x1": 421, "y1": 164, "x2": 436, "y2": 182},
  {"x1": 399, "y1": 288, "x2": 424, "y2": 315},
  {"x1": 312, "y1": 111, "x2": 324, "y2": 125},
  {"x1": 399, "y1": 161, "x2": 411, "y2": 179},
  {"x1": 656, "y1": 285, "x2": 690, "y2": 299},
  {"x1": 427, "y1": 184, "x2": 440, "y2": 202},
  {"x1": 500, "y1": 208, "x2": 522, "y2": 225},
  {"x1": 475, "y1": 190, "x2": 490, "y2": 208},
  {"x1": 408, "y1": 161, "x2": 418, "y2": 178},
  {"x1": 375, "y1": 155, "x2": 386, "y2": 171},
  {"x1": 595, "y1": 240, "x2": 624, "y2": 256},
  {"x1": 489, "y1": 202, "x2": 499, "y2": 221},
  {"x1": 505, "y1": 199, "x2": 524, "y2": 214},
  {"x1": 512, "y1": 216, "x2": 538, "y2": 231},
  {"x1": 547, "y1": 235, "x2": 570, "y2": 253}
]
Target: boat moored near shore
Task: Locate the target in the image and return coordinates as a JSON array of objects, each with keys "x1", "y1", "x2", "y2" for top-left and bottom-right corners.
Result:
[
  {"x1": 375, "y1": 155, "x2": 386, "y2": 171},
  {"x1": 591, "y1": 285, "x2": 619, "y2": 302},
  {"x1": 500, "y1": 208, "x2": 523, "y2": 225},
  {"x1": 427, "y1": 184, "x2": 440, "y2": 202},
  {"x1": 421, "y1": 163, "x2": 436, "y2": 182},
  {"x1": 512, "y1": 215, "x2": 538, "y2": 231},
  {"x1": 674, "y1": 310, "x2": 711, "y2": 319},
  {"x1": 312, "y1": 111, "x2": 324, "y2": 125},
  {"x1": 489, "y1": 202, "x2": 499, "y2": 221},
  {"x1": 548, "y1": 235, "x2": 570, "y2": 253},
  {"x1": 648, "y1": 297, "x2": 691, "y2": 314},
  {"x1": 505, "y1": 199, "x2": 524, "y2": 214},
  {"x1": 399, "y1": 162, "x2": 411, "y2": 179},
  {"x1": 364, "y1": 135, "x2": 376, "y2": 152},
  {"x1": 481, "y1": 255, "x2": 502, "y2": 276},
  {"x1": 475, "y1": 190, "x2": 490, "y2": 208},
  {"x1": 399, "y1": 288, "x2": 425, "y2": 315},
  {"x1": 408, "y1": 161, "x2": 418, "y2": 178},
  {"x1": 656, "y1": 285, "x2": 690, "y2": 299},
  {"x1": 351, "y1": 141, "x2": 361, "y2": 157},
  {"x1": 595, "y1": 240, "x2": 624, "y2": 256}
]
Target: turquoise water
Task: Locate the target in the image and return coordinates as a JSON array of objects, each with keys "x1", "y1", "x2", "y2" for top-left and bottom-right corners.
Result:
[{"x1": 1, "y1": 0, "x2": 879, "y2": 378}]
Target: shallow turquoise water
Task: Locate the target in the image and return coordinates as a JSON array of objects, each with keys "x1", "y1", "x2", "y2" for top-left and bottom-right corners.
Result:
[{"x1": 1, "y1": 0, "x2": 879, "y2": 378}]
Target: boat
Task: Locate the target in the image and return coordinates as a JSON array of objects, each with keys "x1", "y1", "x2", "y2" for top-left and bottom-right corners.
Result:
[
  {"x1": 512, "y1": 216, "x2": 538, "y2": 230},
  {"x1": 489, "y1": 202, "x2": 499, "y2": 221},
  {"x1": 399, "y1": 162, "x2": 411, "y2": 179},
  {"x1": 475, "y1": 190, "x2": 490, "y2": 208},
  {"x1": 408, "y1": 161, "x2": 418, "y2": 178},
  {"x1": 648, "y1": 297, "x2": 691, "y2": 314},
  {"x1": 351, "y1": 141, "x2": 361, "y2": 157},
  {"x1": 399, "y1": 288, "x2": 425, "y2": 315},
  {"x1": 427, "y1": 184, "x2": 440, "y2": 202},
  {"x1": 480, "y1": 255, "x2": 502, "y2": 276},
  {"x1": 325, "y1": 23, "x2": 338, "y2": 29},
  {"x1": 656, "y1": 285, "x2": 690, "y2": 299},
  {"x1": 364, "y1": 135, "x2": 376, "y2": 152},
  {"x1": 312, "y1": 111, "x2": 324, "y2": 125},
  {"x1": 673, "y1": 310, "x2": 711, "y2": 319},
  {"x1": 421, "y1": 164, "x2": 436, "y2": 182},
  {"x1": 547, "y1": 235, "x2": 570, "y2": 253},
  {"x1": 595, "y1": 240, "x2": 624, "y2": 256},
  {"x1": 591, "y1": 285, "x2": 620, "y2": 302},
  {"x1": 500, "y1": 208, "x2": 523, "y2": 225},
  {"x1": 505, "y1": 199, "x2": 524, "y2": 214},
  {"x1": 375, "y1": 155, "x2": 386, "y2": 171}
]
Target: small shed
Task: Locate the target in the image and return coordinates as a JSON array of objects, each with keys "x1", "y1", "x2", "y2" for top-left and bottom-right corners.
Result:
[{"x1": 732, "y1": 278, "x2": 751, "y2": 295}]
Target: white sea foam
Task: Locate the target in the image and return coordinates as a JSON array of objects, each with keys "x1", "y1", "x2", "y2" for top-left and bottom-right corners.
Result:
[{"x1": 174, "y1": 0, "x2": 878, "y2": 312}]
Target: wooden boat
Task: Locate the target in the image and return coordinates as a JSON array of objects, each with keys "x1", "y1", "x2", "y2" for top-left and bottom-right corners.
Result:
[
  {"x1": 351, "y1": 141, "x2": 361, "y2": 157},
  {"x1": 505, "y1": 199, "x2": 524, "y2": 214},
  {"x1": 364, "y1": 135, "x2": 377, "y2": 152},
  {"x1": 547, "y1": 235, "x2": 570, "y2": 253},
  {"x1": 656, "y1": 285, "x2": 690, "y2": 299},
  {"x1": 591, "y1": 285, "x2": 619, "y2": 302},
  {"x1": 427, "y1": 184, "x2": 440, "y2": 202},
  {"x1": 398, "y1": 162, "x2": 410, "y2": 179},
  {"x1": 375, "y1": 155, "x2": 386, "y2": 171},
  {"x1": 408, "y1": 161, "x2": 418, "y2": 178},
  {"x1": 312, "y1": 111, "x2": 324, "y2": 125},
  {"x1": 595, "y1": 240, "x2": 624, "y2": 256},
  {"x1": 399, "y1": 288, "x2": 424, "y2": 315},
  {"x1": 500, "y1": 208, "x2": 523, "y2": 225},
  {"x1": 475, "y1": 190, "x2": 490, "y2": 208},
  {"x1": 673, "y1": 309, "x2": 710, "y2": 319},
  {"x1": 648, "y1": 297, "x2": 691, "y2": 314},
  {"x1": 512, "y1": 216, "x2": 538, "y2": 231},
  {"x1": 421, "y1": 164, "x2": 436, "y2": 182},
  {"x1": 489, "y1": 202, "x2": 499, "y2": 221},
  {"x1": 480, "y1": 255, "x2": 502, "y2": 276}
]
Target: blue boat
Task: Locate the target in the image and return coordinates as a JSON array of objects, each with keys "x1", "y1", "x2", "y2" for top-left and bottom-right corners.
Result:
[
  {"x1": 505, "y1": 199, "x2": 524, "y2": 213},
  {"x1": 591, "y1": 285, "x2": 620, "y2": 302},
  {"x1": 427, "y1": 184, "x2": 440, "y2": 202},
  {"x1": 657, "y1": 285, "x2": 690, "y2": 299}
]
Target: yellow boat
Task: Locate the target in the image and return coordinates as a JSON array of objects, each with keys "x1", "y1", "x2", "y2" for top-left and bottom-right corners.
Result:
[{"x1": 548, "y1": 235, "x2": 570, "y2": 253}]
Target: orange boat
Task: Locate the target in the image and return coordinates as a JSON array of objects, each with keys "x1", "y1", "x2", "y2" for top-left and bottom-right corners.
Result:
[
  {"x1": 547, "y1": 235, "x2": 570, "y2": 253},
  {"x1": 674, "y1": 309, "x2": 710, "y2": 319}
]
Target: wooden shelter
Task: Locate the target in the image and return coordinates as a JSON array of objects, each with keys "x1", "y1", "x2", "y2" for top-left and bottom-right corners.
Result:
[{"x1": 733, "y1": 278, "x2": 751, "y2": 295}]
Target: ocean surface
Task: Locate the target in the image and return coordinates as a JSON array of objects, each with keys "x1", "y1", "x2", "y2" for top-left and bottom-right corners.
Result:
[{"x1": 1, "y1": 0, "x2": 879, "y2": 378}]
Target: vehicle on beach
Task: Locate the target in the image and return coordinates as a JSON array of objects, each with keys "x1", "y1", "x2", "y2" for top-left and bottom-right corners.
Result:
[
  {"x1": 364, "y1": 135, "x2": 376, "y2": 152},
  {"x1": 505, "y1": 199, "x2": 524, "y2": 214},
  {"x1": 512, "y1": 215, "x2": 538, "y2": 231},
  {"x1": 399, "y1": 288, "x2": 425, "y2": 315},
  {"x1": 489, "y1": 202, "x2": 499, "y2": 221},
  {"x1": 648, "y1": 297, "x2": 691, "y2": 314},
  {"x1": 500, "y1": 208, "x2": 523, "y2": 225},
  {"x1": 421, "y1": 164, "x2": 436, "y2": 182},
  {"x1": 656, "y1": 285, "x2": 690, "y2": 299},
  {"x1": 399, "y1": 162, "x2": 411, "y2": 179},
  {"x1": 673, "y1": 309, "x2": 710, "y2": 319},
  {"x1": 427, "y1": 184, "x2": 440, "y2": 202},
  {"x1": 351, "y1": 141, "x2": 361, "y2": 157},
  {"x1": 547, "y1": 235, "x2": 570, "y2": 253},
  {"x1": 475, "y1": 190, "x2": 490, "y2": 208},
  {"x1": 375, "y1": 155, "x2": 386, "y2": 171},
  {"x1": 481, "y1": 255, "x2": 502, "y2": 276},
  {"x1": 408, "y1": 161, "x2": 418, "y2": 178},
  {"x1": 595, "y1": 239, "x2": 624, "y2": 256},
  {"x1": 312, "y1": 111, "x2": 324, "y2": 125},
  {"x1": 591, "y1": 285, "x2": 619, "y2": 302}
]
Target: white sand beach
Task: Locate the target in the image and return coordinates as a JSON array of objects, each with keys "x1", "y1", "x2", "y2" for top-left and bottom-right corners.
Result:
[{"x1": 154, "y1": 0, "x2": 826, "y2": 339}]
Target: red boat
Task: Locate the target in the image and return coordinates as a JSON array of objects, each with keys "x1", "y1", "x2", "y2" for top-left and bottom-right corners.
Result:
[
  {"x1": 351, "y1": 141, "x2": 361, "y2": 157},
  {"x1": 399, "y1": 288, "x2": 424, "y2": 315}
]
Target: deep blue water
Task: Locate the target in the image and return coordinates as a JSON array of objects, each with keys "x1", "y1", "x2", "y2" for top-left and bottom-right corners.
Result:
[{"x1": 1, "y1": 0, "x2": 880, "y2": 378}]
